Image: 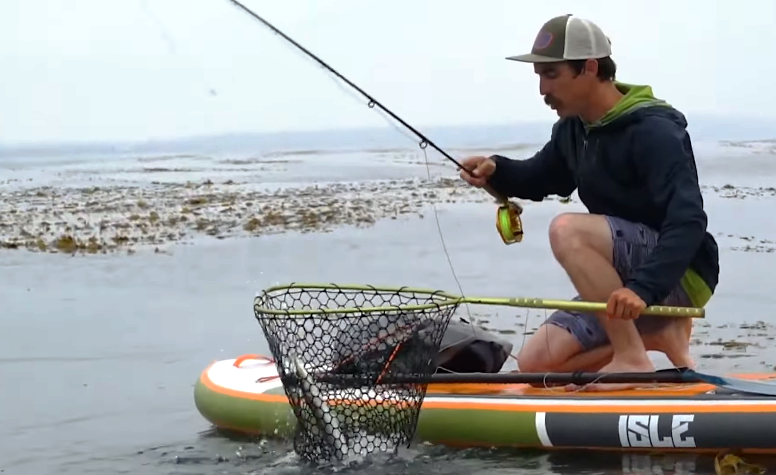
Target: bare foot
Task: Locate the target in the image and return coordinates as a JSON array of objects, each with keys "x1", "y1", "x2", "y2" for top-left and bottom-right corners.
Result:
[{"x1": 565, "y1": 356, "x2": 656, "y2": 392}]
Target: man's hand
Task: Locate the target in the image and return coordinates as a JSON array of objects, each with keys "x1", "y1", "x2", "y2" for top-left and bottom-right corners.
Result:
[
  {"x1": 459, "y1": 156, "x2": 496, "y2": 188},
  {"x1": 606, "y1": 287, "x2": 646, "y2": 320}
]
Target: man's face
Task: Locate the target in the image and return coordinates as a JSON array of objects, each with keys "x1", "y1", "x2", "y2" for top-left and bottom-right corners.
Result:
[{"x1": 533, "y1": 60, "x2": 597, "y2": 118}]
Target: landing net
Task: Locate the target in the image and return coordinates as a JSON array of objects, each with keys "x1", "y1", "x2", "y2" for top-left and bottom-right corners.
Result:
[{"x1": 253, "y1": 283, "x2": 458, "y2": 463}]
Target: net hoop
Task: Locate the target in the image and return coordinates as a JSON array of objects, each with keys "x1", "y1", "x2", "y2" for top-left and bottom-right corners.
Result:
[{"x1": 253, "y1": 282, "x2": 463, "y2": 316}]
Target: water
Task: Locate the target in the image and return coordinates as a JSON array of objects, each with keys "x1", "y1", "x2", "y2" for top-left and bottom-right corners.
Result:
[{"x1": 2, "y1": 122, "x2": 776, "y2": 474}]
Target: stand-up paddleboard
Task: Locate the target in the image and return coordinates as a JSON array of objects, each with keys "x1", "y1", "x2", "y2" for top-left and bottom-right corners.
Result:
[
  {"x1": 200, "y1": 282, "x2": 771, "y2": 463},
  {"x1": 195, "y1": 354, "x2": 776, "y2": 455}
]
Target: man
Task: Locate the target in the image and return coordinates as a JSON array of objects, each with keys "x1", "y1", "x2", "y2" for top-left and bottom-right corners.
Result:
[{"x1": 459, "y1": 14, "x2": 719, "y2": 390}]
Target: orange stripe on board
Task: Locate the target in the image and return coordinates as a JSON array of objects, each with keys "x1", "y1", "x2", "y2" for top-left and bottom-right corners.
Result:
[
  {"x1": 418, "y1": 400, "x2": 776, "y2": 413},
  {"x1": 425, "y1": 372, "x2": 776, "y2": 397},
  {"x1": 200, "y1": 362, "x2": 289, "y2": 404},
  {"x1": 426, "y1": 382, "x2": 717, "y2": 397}
]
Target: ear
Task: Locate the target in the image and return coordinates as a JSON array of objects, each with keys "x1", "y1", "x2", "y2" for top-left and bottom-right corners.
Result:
[{"x1": 584, "y1": 58, "x2": 599, "y2": 77}]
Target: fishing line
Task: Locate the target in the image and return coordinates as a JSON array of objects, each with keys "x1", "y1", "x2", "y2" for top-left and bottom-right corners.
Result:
[
  {"x1": 136, "y1": 0, "x2": 526, "y2": 366},
  {"x1": 224, "y1": 0, "x2": 527, "y2": 335},
  {"x1": 223, "y1": 1, "x2": 476, "y2": 307},
  {"x1": 139, "y1": 0, "x2": 219, "y2": 98}
]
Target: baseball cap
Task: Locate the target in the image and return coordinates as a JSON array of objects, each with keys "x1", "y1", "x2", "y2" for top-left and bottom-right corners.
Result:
[{"x1": 507, "y1": 14, "x2": 612, "y2": 63}]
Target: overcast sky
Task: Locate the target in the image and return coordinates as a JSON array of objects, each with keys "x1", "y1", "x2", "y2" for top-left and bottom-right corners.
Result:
[{"x1": 1, "y1": 0, "x2": 774, "y2": 144}]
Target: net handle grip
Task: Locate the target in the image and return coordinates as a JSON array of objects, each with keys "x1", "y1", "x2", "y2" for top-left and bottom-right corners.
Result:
[
  {"x1": 462, "y1": 296, "x2": 704, "y2": 318},
  {"x1": 488, "y1": 297, "x2": 705, "y2": 318}
]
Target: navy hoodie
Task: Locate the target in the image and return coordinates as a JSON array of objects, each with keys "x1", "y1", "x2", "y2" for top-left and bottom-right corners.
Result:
[{"x1": 486, "y1": 83, "x2": 719, "y2": 307}]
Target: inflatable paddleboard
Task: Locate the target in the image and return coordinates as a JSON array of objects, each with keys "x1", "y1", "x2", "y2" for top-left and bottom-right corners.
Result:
[{"x1": 195, "y1": 354, "x2": 776, "y2": 454}]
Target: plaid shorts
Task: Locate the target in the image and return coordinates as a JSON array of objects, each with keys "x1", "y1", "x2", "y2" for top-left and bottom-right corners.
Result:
[{"x1": 544, "y1": 215, "x2": 693, "y2": 351}]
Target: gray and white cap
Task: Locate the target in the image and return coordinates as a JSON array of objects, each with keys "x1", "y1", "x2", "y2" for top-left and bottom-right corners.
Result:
[{"x1": 507, "y1": 14, "x2": 612, "y2": 63}]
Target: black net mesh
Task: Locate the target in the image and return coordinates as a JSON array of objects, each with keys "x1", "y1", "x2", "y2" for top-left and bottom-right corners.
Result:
[{"x1": 253, "y1": 284, "x2": 458, "y2": 463}]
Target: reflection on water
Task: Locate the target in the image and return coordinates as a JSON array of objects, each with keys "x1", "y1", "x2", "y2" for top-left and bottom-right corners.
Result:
[{"x1": 130, "y1": 427, "x2": 776, "y2": 475}]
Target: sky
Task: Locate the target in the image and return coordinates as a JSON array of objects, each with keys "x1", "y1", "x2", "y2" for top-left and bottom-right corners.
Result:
[{"x1": 1, "y1": 0, "x2": 775, "y2": 144}]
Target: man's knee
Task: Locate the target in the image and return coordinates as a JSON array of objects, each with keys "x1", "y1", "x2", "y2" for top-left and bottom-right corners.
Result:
[
  {"x1": 516, "y1": 345, "x2": 555, "y2": 373},
  {"x1": 548, "y1": 213, "x2": 582, "y2": 260},
  {"x1": 548, "y1": 213, "x2": 612, "y2": 263},
  {"x1": 516, "y1": 323, "x2": 584, "y2": 372}
]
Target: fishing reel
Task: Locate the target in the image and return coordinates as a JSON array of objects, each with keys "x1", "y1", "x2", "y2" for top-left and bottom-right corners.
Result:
[{"x1": 495, "y1": 200, "x2": 524, "y2": 245}]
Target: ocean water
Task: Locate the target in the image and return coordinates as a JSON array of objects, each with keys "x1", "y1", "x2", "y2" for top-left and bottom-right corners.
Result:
[
  {"x1": 2, "y1": 116, "x2": 775, "y2": 191},
  {"x1": 1, "y1": 120, "x2": 776, "y2": 474}
]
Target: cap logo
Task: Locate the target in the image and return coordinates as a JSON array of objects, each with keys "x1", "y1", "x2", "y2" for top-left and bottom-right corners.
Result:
[{"x1": 533, "y1": 30, "x2": 553, "y2": 50}]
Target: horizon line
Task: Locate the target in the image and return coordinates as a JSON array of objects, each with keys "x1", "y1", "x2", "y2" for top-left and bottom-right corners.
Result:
[
  {"x1": 2, "y1": 112, "x2": 775, "y2": 151},
  {"x1": 0, "y1": 120, "x2": 554, "y2": 150}
]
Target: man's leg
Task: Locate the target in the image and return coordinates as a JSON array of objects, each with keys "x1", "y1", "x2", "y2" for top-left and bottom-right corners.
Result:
[
  {"x1": 517, "y1": 313, "x2": 694, "y2": 379},
  {"x1": 546, "y1": 212, "x2": 655, "y2": 385},
  {"x1": 604, "y1": 214, "x2": 697, "y2": 372},
  {"x1": 518, "y1": 307, "x2": 695, "y2": 374},
  {"x1": 517, "y1": 297, "x2": 614, "y2": 373},
  {"x1": 635, "y1": 286, "x2": 696, "y2": 370},
  {"x1": 516, "y1": 213, "x2": 697, "y2": 382}
]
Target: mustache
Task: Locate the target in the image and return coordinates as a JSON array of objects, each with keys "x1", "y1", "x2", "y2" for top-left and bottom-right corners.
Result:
[{"x1": 544, "y1": 94, "x2": 557, "y2": 106}]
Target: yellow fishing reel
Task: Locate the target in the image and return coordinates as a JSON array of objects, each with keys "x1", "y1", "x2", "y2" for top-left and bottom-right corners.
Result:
[{"x1": 496, "y1": 200, "x2": 524, "y2": 245}]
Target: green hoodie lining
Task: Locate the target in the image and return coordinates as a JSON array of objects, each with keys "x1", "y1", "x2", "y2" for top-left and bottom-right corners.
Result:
[{"x1": 585, "y1": 82, "x2": 671, "y2": 129}]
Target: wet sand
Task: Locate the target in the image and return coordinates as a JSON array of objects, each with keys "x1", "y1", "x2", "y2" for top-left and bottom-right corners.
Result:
[
  {"x1": 0, "y1": 176, "x2": 490, "y2": 254},
  {"x1": 2, "y1": 137, "x2": 776, "y2": 474}
]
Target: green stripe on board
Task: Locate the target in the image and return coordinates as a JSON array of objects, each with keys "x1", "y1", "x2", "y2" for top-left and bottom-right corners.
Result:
[
  {"x1": 193, "y1": 379, "x2": 297, "y2": 437},
  {"x1": 415, "y1": 408, "x2": 540, "y2": 446}
]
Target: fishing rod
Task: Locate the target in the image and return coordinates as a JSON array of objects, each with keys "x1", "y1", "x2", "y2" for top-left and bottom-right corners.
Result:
[{"x1": 225, "y1": 0, "x2": 524, "y2": 245}]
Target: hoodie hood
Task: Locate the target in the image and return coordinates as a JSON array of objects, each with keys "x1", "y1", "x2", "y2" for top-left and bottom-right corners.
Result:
[{"x1": 585, "y1": 82, "x2": 681, "y2": 130}]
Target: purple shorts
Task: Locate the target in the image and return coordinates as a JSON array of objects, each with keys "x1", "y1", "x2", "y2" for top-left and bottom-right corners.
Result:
[{"x1": 544, "y1": 215, "x2": 693, "y2": 351}]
